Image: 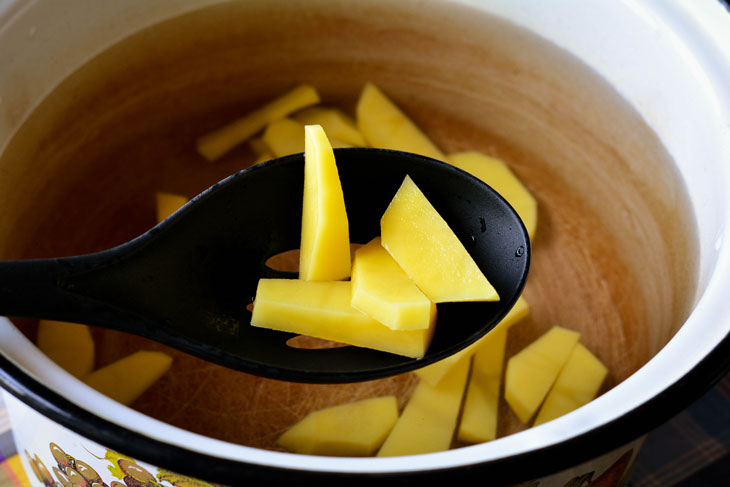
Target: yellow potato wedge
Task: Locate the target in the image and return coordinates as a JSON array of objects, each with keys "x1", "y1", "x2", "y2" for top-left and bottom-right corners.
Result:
[
  {"x1": 448, "y1": 151, "x2": 537, "y2": 239},
  {"x1": 294, "y1": 106, "x2": 367, "y2": 147},
  {"x1": 262, "y1": 117, "x2": 305, "y2": 157},
  {"x1": 533, "y1": 342, "x2": 608, "y2": 426},
  {"x1": 36, "y1": 320, "x2": 95, "y2": 379},
  {"x1": 84, "y1": 350, "x2": 172, "y2": 406},
  {"x1": 377, "y1": 355, "x2": 470, "y2": 456},
  {"x1": 356, "y1": 83, "x2": 445, "y2": 160},
  {"x1": 504, "y1": 326, "x2": 580, "y2": 424},
  {"x1": 155, "y1": 192, "x2": 188, "y2": 223},
  {"x1": 416, "y1": 296, "x2": 528, "y2": 386},
  {"x1": 457, "y1": 325, "x2": 509, "y2": 443},
  {"x1": 251, "y1": 279, "x2": 435, "y2": 358},
  {"x1": 351, "y1": 237, "x2": 436, "y2": 331},
  {"x1": 278, "y1": 396, "x2": 399, "y2": 456},
  {"x1": 299, "y1": 124, "x2": 351, "y2": 281},
  {"x1": 196, "y1": 84, "x2": 320, "y2": 161},
  {"x1": 380, "y1": 175, "x2": 498, "y2": 303}
]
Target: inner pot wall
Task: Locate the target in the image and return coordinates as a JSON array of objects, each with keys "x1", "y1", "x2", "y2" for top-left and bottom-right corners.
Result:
[{"x1": 0, "y1": 0, "x2": 729, "y2": 482}]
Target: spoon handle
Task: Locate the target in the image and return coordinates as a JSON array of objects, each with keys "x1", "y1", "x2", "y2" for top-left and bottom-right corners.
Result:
[{"x1": 0, "y1": 255, "x2": 108, "y2": 324}]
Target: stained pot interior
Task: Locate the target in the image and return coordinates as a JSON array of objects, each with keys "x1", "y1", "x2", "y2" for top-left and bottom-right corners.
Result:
[{"x1": 0, "y1": 0, "x2": 697, "y2": 450}]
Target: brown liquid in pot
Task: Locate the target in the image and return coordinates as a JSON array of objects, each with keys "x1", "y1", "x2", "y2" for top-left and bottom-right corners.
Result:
[{"x1": 0, "y1": 0, "x2": 698, "y2": 450}]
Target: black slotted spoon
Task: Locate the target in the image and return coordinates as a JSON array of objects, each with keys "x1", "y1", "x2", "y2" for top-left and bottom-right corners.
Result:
[{"x1": 0, "y1": 148, "x2": 530, "y2": 383}]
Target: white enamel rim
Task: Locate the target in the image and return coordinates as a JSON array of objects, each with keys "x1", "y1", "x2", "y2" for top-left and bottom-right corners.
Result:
[{"x1": 1, "y1": 0, "x2": 730, "y2": 475}]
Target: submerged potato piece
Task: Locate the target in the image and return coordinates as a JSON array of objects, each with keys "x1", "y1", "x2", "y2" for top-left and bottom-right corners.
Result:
[
  {"x1": 533, "y1": 343, "x2": 608, "y2": 426},
  {"x1": 155, "y1": 192, "x2": 188, "y2": 223},
  {"x1": 294, "y1": 106, "x2": 367, "y2": 147},
  {"x1": 356, "y1": 83, "x2": 445, "y2": 161},
  {"x1": 377, "y1": 355, "x2": 470, "y2": 456},
  {"x1": 262, "y1": 118, "x2": 353, "y2": 157},
  {"x1": 36, "y1": 320, "x2": 94, "y2": 379},
  {"x1": 416, "y1": 296, "x2": 529, "y2": 386},
  {"x1": 249, "y1": 136, "x2": 271, "y2": 157},
  {"x1": 351, "y1": 237, "x2": 436, "y2": 330},
  {"x1": 457, "y1": 324, "x2": 509, "y2": 443},
  {"x1": 380, "y1": 175, "x2": 498, "y2": 303},
  {"x1": 278, "y1": 396, "x2": 399, "y2": 456},
  {"x1": 196, "y1": 84, "x2": 320, "y2": 161},
  {"x1": 299, "y1": 125, "x2": 351, "y2": 281},
  {"x1": 262, "y1": 117, "x2": 305, "y2": 157},
  {"x1": 504, "y1": 326, "x2": 581, "y2": 424},
  {"x1": 84, "y1": 351, "x2": 173, "y2": 406},
  {"x1": 253, "y1": 151, "x2": 275, "y2": 165},
  {"x1": 328, "y1": 138, "x2": 354, "y2": 149},
  {"x1": 448, "y1": 151, "x2": 537, "y2": 239},
  {"x1": 248, "y1": 137, "x2": 275, "y2": 165},
  {"x1": 251, "y1": 279, "x2": 435, "y2": 358}
]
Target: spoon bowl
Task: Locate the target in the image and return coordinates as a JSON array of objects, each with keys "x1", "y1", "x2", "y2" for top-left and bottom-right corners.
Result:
[{"x1": 0, "y1": 148, "x2": 530, "y2": 383}]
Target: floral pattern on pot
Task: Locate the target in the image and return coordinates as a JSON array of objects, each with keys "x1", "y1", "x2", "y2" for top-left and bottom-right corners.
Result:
[
  {"x1": 25, "y1": 442, "x2": 220, "y2": 487},
  {"x1": 21, "y1": 441, "x2": 635, "y2": 487}
]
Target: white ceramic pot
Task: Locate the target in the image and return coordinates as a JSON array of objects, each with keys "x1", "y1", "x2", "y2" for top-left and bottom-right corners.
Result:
[{"x1": 2, "y1": 1, "x2": 730, "y2": 486}]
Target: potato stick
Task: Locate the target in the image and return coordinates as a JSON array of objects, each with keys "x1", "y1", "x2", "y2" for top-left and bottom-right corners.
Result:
[{"x1": 196, "y1": 84, "x2": 320, "y2": 161}]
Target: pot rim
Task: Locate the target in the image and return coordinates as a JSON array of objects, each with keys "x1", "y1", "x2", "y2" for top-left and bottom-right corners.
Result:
[{"x1": 2, "y1": 0, "x2": 730, "y2": 483}]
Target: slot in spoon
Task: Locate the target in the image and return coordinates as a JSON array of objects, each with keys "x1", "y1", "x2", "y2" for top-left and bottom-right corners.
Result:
[{"x1": 0, "y1": 148, "x2": 530, "y2": 383}]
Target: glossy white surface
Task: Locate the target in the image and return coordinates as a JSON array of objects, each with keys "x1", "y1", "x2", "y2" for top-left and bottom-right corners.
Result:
[{"x1": 1, "y1": 0, "x2": 729, "y2": 475}]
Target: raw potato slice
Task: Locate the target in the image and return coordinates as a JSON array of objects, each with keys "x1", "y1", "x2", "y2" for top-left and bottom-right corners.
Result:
[
  {"x1": 262, "y1": 118, "x2": 305, "y2": 157},
  {"x1": 457, "y1": 325, "x2": 509, "y2": 443},
  {"x1": 299, "y1": 125, "x2": 351, "y2": 281},
  {"x1": 262, "y1": 118, "x2": 353, "y2": 157},
  {"x1": 380, "y1": 175, "x2": 498, "y2": 303},
  {"x1": 248, "y1": 137, "x2": 275, "y2": 165},
  {"x1": 448, "y1": 151, "x2": 537, "y2": 239},
  {"x1": 504, "y1": 326, "x2": 581, "y2": 424},
  {"x1": 356, "y1": 83, "x2": 445, "y2": 161},
  {"x1": 196, "y1": 84, "x2": 320, "y2": 161},
  {"x1": 328, "y1": 138, "x2": 355, "y2": 149},
  {"x1": 416, "y1": 296, "x2": 529, "y2": 386},
  {"x1": 351, "y1": 237, "x2": 435, "y2": 330},
  {"x1": 251, "y1": 279, "x2": 435, "y2": 358},
  {"x1": 293, "y1": 106, "x2": 367, "y2": 147},
  {"x1": 249, "y1": 136, "x2": 271, "y2": 158},
  {"x1": 84, "y1": 351, "x2": 173, "y2": 406},
  {"x1": 277, "y1": 396, "x2": 399, "y2": 456},
  {"x1": 377, "y1": 355, "x2": 470, "y2": 456},
  {"x1": 155, "y1": 192, "x2": 188, "y2": 223},
  {"x1": 253, "y1": 151, "x2": 275, "y2": 165},
  {"x1": 533, "y1": 343, "x2": 608, "y2": 426},
  {"x1": 36, "y1": 320, "x2": 94, "y2": 379}
]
